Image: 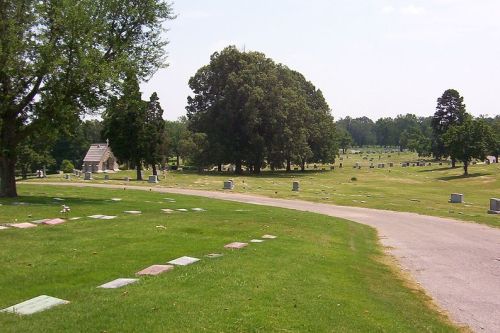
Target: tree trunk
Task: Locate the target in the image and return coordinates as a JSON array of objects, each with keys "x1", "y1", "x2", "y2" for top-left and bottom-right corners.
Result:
[
  {"x1": 253, "y1": 164, "x2": 261, "y2": 174},
  {"x1": 136, "y1": 160, "x2": 142, "y2": 180},
  {"x1": 463, "y1": 161, "x2": 468, "y2": 176},
  {"x1": 176, "y1": 154, "x2": 180, "y2": 167},
  {"x1": 286, "y1": 159, "x2": 291, "y2": 172},
  {"x1": 235, "y1": 160, "x2": 243, "y2": 174},
  {"x1": 300, "y1": 161, "x2": 305, "y2": 172},
  {"x1": 0, "y1": 156, "x2": 18, "y2": 197},
  {"x1": 152, "y1": 163, "x2": 157, "y2": 176},
  {"x1": 218, "y1": 163, "x2": 222, "y2": 172},
  {"x1": 451, "y1": 158, "x2": 456, "y2": 168},
  {"x1": 495, "y1": 154, "x2": 499, "y2": 163}
]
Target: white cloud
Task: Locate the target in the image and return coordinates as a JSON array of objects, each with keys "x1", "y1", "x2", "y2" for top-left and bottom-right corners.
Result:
[
  {"x1": 381, "y1": 5, "x2": 396, "y2": 14},
  {"x1": 400, "y1": 5, "x2": 425, "y2": 15}
]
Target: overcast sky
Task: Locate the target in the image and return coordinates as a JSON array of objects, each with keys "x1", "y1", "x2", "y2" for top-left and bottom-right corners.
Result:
[{"x1": 140, "y1": 0, "x2": 500, "y2": 121}]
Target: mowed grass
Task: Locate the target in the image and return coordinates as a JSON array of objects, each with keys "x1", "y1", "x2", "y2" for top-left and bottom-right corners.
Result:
[
  {"x1": 28, "y1": 152, "x2": 500, "y2": 227},
  {"x1": 0, "y1": 185, "x2": 460, "y2": 332}
]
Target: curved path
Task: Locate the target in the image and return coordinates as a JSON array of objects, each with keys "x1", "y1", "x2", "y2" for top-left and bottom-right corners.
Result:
[{"x1": 34, "y1": 183, "x2": 500, "y2": 332}]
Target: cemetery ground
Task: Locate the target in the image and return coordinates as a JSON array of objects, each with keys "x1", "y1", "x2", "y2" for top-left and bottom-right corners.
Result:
[
  {"x1": 29, "y1": 152, "x2": 500, "y2": 228},
  {"x1": 0, "y1": 185, "x2": 461, "y2": 332}
]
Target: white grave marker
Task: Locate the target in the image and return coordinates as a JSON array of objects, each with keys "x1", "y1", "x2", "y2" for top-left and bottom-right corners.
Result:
[
  {"x1": 1, "y1": 295, "x2": 69, "y2": 315},
  {"x1": 168, "y1": 256, "x2": 200, "y2": 266},
  {"x1": 98, "y1": 278, "x2": 138, "y2": 289}
]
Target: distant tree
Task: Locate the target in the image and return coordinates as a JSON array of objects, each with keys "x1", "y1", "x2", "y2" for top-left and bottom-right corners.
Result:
[
  {"x1": 443, "y1": 116, "x2": 492, "y2": 175},
  {"x1": 374, "y1": 117, "x2": 398, "y2": 147},
  {"x1": 144, "y1": 93, "x2": 166, "y2": 175},
  {"x1": 0, "y1": 1, "x2": 175, "y2": 197},
  {"x1": 102, "y1": 72, "x2": 147, "y2": 180},
  {"x1": 432, "y1": 89, "x2": 467, "y2": 166},
  {"x1": 165, "y1": 117, "x2": 190, "y2": 167},
  {"x1": 336, "y1": 128, "x2": 353, "y2": 154},
  {"x1": 337, "y1": 117, "x2": 376, "y2": 147},
  {"x1": 17, "y1": 136, "x2": 55, "y2": 180},
  {"x1": 484, "y1": 116, "x2": 500, "y2": 162},
  {"x1": 187, "y1": 46, "x2": 336, "y2": 173},
  {"x1": 60, "y1": 160, "x2": 75, "y2": 173}
]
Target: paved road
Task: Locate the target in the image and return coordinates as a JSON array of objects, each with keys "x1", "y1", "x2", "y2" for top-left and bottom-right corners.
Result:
[{"x1": 35, "y1": 183, "x2": 500, "y2": 332}]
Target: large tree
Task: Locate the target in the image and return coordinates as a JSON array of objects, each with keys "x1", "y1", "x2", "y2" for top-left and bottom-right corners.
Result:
[
  {"x1": 144, "y1": 92, "x2": 167, "y2": 175},
  {"x1": 0, "y1": 1, "x2": 174, "y2": 197},
  {"x1": 102, "y1": 72, "x2": 147, "y2": 180},
  {"x1": 431, "y1": 89, "x2": 467, "y2": 166},
  {"x1": 443, "y1": 116, "x2": 492, "y2": 175}
]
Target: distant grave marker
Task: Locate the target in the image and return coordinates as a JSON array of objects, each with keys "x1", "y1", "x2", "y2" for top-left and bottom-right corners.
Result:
[
  {"x1": 450, "y1": 193, "x2": 463, "y2": 203},
  {"x1": 42, "y1": 218, "x2": 66, "y2": 225},
  {"x1": 84, "y1": 172, "x2": 92, "y2": 180},
  {"x1": 123, "y1": 210, "x2": 141, "y2": 214},
  {"x1": 205, "y1": 253, "x2": 223, "y2": 258},
  {"x1": 250, "y1": 239, "x2": 264, "y2": 243},
  {"x1": 10, "y1": 222, "x2": 37, "y2": 229},
  {"x1": 161, "y1": 208, "x2": 174, "y2": 213},
  {"x1": 104, "y1": 175, "x2": 110, "y2": 180},
  {"x1": 223, "y1": 180, "x2": 234, "y2": 190},
  {"x1": 148, "y1": 175, "x2": 158, "y2": 183},
  {"x1": 224, "y1": 242, "x2": 248, "y2": 249},
  {"x1": 98, "y1": 278, "x2": 138, "y2": 289},
  {"x1": 191, "y1": 208, "x2": 205, "y2": 211},
  {"x1": 292, "y1": 181, "x2": 299, "y2": 192},
  {"x1": 136, "y1": 264, "x2": 174, "y2": 276},
  {"x1": 262, "y1": 234, "x2": 277, "y2": 239},
  {"x1": 0, "y1": 226, "x2": 9, "y2": 230},
  {"x1": 488, "y1": 198, "x2": 500, "y2": 214},
  {"x1": 176, "y1": 208, "x2": 188, "y2": 212},
  {"x1": 1, "y1": 295, "x2": 69, "y2": 315},
  {"x1": 168, "y1": 256, "x2": 200, "y2": 266}
]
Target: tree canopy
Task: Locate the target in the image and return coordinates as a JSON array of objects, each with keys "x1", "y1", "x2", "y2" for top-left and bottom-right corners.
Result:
[
  {"x1": 0, "y1": 0, "x2": 175, "y2": 196},
  {"x1": 186, "y1": 46, "x2": 337, "y2": 173}
]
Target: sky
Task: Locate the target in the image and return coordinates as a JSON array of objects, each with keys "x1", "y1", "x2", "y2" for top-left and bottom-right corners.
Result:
[{"x1": 140, "y1": 0, "x2": 500, "y2": 121}]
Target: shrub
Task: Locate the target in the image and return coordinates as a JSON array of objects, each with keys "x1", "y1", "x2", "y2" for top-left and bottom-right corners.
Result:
[
  {"x1": 351, "y1": 176, "x2": 357, "y2": 181},
  {"x1": 60, "y1": 160, "x2": 75, "y2": 173}
]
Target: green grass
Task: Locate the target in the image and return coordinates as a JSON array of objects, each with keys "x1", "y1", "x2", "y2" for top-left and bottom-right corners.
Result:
[
  {"x1": 0, "y1": 185, "x2": 461, "y2": 332},
  {"x1": 26, "y1": 152, "x2": 500, "y2": 227}
]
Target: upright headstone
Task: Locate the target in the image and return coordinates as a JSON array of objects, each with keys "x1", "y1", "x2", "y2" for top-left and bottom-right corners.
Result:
[
  {"x1": 292, "y1": 181, "x2": 299, "y2": 192},
  {"x1": 488, "y1": 198, "x2": 500, "y2": 214},
  {"x1": 388, "y1": 162, "x2": 394, "y2": 167},
  {"x1": 339, "y1": 163, "x2": 343, "y2": 168},
  {"x1": 370, "y1": 163, "x2": 374, "y2": 168},
  {"x1": 330, "y1": 165, "x2": 335, "y2": 170},
  {"x1": 64, "y1": 174, "x2": 71, "y2": 180},
  {"x1": 450, "y1": 193, "x2": 463, "y2": 203},
  {"x1": 223, "y1": 180, "x2": 234, "y2": 190},
  {"x1": 104, "y1": 175, "x2": 110, "y2": 181},
  {"x1": 148, "y1": 175, "x2": 158, "y2": 183},
  {"x1": 84, "y1": 172, "x2": 92, "y2": 180},
  {"x1": 124, "y1": 177, "x2": 130, "y2": 182}
]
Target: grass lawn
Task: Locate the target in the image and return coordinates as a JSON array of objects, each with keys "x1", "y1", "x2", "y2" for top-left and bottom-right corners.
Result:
[
  {"x1": 0, "y1": 184, "x2": 461, "y2": 332},
  {"x1": 27, "y1": 152, "x2": 500, "y2": 227}
]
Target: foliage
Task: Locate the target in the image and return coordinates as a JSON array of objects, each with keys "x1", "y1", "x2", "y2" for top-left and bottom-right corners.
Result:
[
  {"x1": 187, "y1": 46, "x2": 337, "y2": 173},
  {"x1": 60, "y1": 160, "x2": 75, "y2": 173},
  {"x1": 102, "y1": 72, "x2": 147, "y2": 180},
  {"x1": 144, "y1": 93, "x2": 167, "y2": 175},
  {"x1": 165, "y1": 117, "x2": 190, "y2": 167},
  {"x1": 443, "y1": 116, "x2": 493, "y2": 175},
  {"x1": 0, "y1": 0, "x2": 175, "y2": 197},
  {"x1": 431, "y1": 89, "x2": 467, "y2": 162}
]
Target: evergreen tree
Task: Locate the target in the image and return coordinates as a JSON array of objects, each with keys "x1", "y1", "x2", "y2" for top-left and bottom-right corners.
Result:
[{"x1": 432, "y1": 89, "x2": 467, "y2": 166}]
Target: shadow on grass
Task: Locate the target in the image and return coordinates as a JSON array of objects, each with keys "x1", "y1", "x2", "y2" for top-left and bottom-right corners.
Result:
[
  {"x1": 417, "y1": 167, "x2": 454, "y2": 173},
  {"x1": 436, "y1": 173, "x2": 491, "y2": 181},
  {"x1": 174, "y1": 170, "x2": 330, "y2": 179},
  {"x1": 0, "y1": 195, "x2": 116, "y2": 207}
]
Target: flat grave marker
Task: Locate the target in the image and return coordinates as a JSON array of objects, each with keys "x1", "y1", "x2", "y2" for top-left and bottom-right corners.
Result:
[
  {"x1": 224, "y1": 242, "x2": 248, "y2": 249},
  {"x1": 0, "y1": 226, "x2": 9, "y2": 230},
  {"x1": 168, "y1": 256, "x2": 200, "y2": 266},
  {"x1": 10, "y1": 223, "x2": 37, "y2": 229},
  {"x1": 205, "y1": 253, "x2": 223, "y2": 258},
  {"x1": 123, "y1": 210, "x2": 142, "y2": 214},
  {"x1": 176, "y1": 208, "x2": 188, "y2": 212},
  {"x1": 191, "y1": 208, "x2": 205, "y2": 212},
  {"x1": 42, "y1": 218, "x2": 66, "y2": 226},
  {"x1": 136, "y1": 264, "x2": 174, "y2": 276},
  {"x1": 161, "y1": 209, "x2": 174, "y2": 213},
  {"x1": 250, "y1": 239, "x2": 264, "y2": 243},
  {"x1": 262, "y1": 234, "x2": 277, "y2": 239},
  {"x1": 98, "y1": 278, "x2": 138, "y2": 289},
  {"x1": 110, "y1": 198, "x2": 122, "y2": 202},
  {"x1": 32, "y1": 219, "x2": 51, "y2": 224},
  {"x1": 1, "y1": 295, "x2": 69, "y2": 315}
]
